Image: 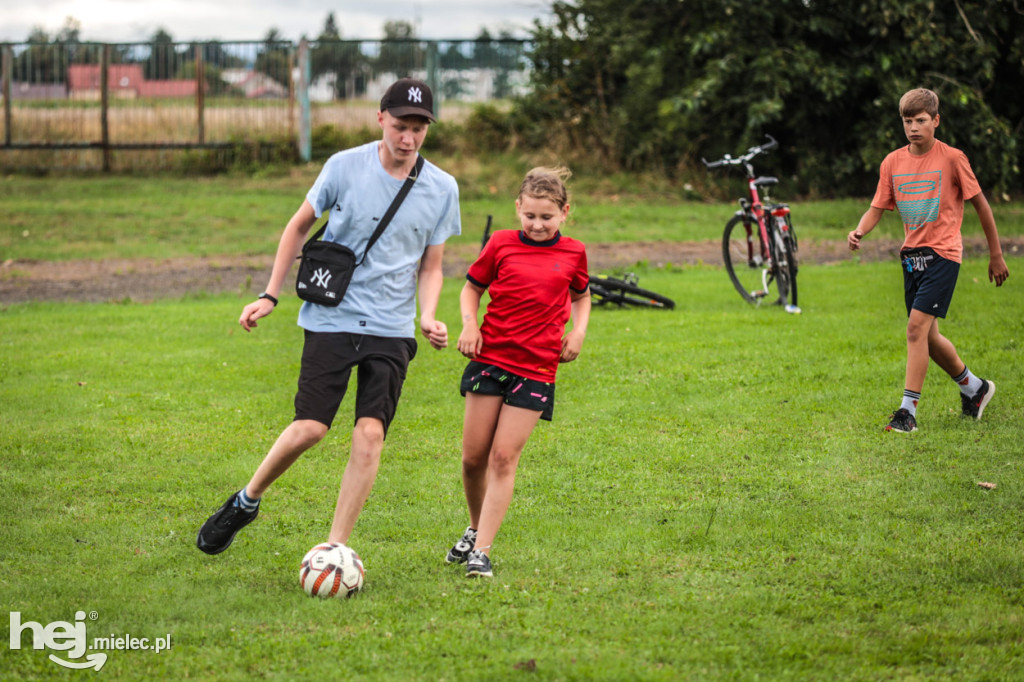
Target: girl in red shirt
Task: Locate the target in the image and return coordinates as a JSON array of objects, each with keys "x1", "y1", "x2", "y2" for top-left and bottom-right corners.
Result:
[{"x1": 446, "y1": 167, "x2": 591, "y2": 577}]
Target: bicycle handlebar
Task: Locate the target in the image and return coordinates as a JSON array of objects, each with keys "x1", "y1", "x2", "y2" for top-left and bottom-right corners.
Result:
[{"x1": 701, "y1": 134, "x2": 778, "y2": 169}]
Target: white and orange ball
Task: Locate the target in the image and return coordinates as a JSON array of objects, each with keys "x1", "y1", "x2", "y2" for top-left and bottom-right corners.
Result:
[{"x1": 299, "y1": 542, "x2": 365, "y2": 598}]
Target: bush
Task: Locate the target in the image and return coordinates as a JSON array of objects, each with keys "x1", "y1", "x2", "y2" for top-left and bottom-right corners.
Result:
[
  {"x1": 176, "y1": 135, "x2": 298, "y2": 174},
  {"x1": 462, "y1": 104, "x2": 515, "y2": 153},
  {"x1": 310, "y1": 124, "x2": 376, "y2": 160}
]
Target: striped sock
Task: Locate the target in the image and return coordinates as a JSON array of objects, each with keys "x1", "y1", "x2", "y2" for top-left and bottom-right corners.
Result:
[
  {"x1": 234, "y1": 488, "x2": 260, "y2": 512},
  {"x1": 952, "y1": 367, "x2": 983, "y2": 396},
  {"x1": 900, "y1": 390, "x2": 921, "y2": 416}
]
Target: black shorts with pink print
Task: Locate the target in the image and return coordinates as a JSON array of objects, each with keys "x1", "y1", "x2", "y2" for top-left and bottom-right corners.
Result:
[{"x1": 459, "y1": 360, "x2": 555, "y2": 421}]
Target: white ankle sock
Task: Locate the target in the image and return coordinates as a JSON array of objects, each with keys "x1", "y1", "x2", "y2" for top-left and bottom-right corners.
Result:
[
  {"x1": 900, "y1": 390, "x2": 920, "y2": 416},
  {"x1": 953, "y1": 367, "x2": 983, "y2": 396}
]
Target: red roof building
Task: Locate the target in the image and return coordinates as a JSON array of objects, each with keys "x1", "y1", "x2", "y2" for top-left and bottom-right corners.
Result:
[{"x1": 67, "y1": 64, "x2": 196, "y2": 99}]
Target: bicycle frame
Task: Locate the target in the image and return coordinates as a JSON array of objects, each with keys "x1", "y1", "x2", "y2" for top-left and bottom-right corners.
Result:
[
  {"x1": 703, "y1": 135, "x2": 800, "y2": 311},
  {"x1": 718, "y1": 141, "x2": 777, "y2": 274},
  {"x1": 736, "y1": 168, "x2": 794, "y2": 294}
]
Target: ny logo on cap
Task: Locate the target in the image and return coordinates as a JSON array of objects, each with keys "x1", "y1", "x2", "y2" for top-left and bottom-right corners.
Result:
[{"x1": 407, "y1": 86, "x2": 423, "y2": 103}]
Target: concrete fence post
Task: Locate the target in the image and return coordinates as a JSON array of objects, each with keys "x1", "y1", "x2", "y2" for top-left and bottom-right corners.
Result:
[{"x1": 297, "y1": 39, "x2": 311, "y2": 163}]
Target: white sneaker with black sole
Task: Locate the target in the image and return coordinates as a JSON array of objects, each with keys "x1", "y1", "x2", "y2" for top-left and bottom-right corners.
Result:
[
  {"x1": 445, "y1": 526, "x2": 477, "y2": 564},
  {"x1": 961, "y1": 379, "x2": 995, "y2": 420},
  {"x1": 465, "y1": 549, "x2": 493, "y2": 578}
]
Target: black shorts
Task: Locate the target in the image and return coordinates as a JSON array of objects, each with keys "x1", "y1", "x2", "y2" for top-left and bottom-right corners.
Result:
[
  {"x1": 901, "y1": 247, "x2": 959, "y2": 319},
  {"x1": 460, "y1": 360, "x2": 555, "y2": 421},
  {"x1": 294, "y1": 331, "x2": 417, "y2": 435}
]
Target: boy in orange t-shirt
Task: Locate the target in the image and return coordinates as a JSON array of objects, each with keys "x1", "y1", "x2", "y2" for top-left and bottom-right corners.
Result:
[{"x1": 848, "y1": 88, "x2": 1009, "y2": 433}]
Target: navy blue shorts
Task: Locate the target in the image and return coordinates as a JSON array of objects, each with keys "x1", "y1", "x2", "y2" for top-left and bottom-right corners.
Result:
[
  {"x1": 294, "y1": 331, "x2": 417, "y2": 435},
  {"x1": 460, "y1": 361, "x2": 555, "y2": 421},
  {"x1": 901, "y1": 247, "x2": 959, "y2": 319}
]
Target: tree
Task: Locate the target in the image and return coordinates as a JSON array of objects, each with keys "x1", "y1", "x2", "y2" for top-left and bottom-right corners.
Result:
[
  {"x1": 377, "y1": 20, "x2": 422, "y2": 76},
  {"x1": 180, "y1": 42, "x2": 243, "y2": 96},
  {"x1": 310, "y1": 12, "x2": 367, "y2": 99},
  {"x1": 55, "y1": 16, "x2": 81, "y2": 44},
  {"x1": 255, "y1": 28, "x2": 292, "y2": 85},
  {"x1": 192, "y1": 41, "x2": 244, "y2": 72},
  {"x1": 321, "y1": 13, "x2": 341, "y2": 41},
  {"x1": 438, "y1": 41, "x2": 471, "y2": 99},
  {"x1": 145, "y1": 28, "x2": 182, "y2": 80},
  {"x1": 520, "y1": 0, "x2": 1023, "y2": 197},
  {"x1": 471, "y1": 28, "x2": 524, "y2": 99},
  {"x1": 14, "y1": 27, "x2": 59, "y2": 83}
]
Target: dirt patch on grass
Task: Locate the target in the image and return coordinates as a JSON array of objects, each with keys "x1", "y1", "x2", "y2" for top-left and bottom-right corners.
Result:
[{"x1": 1, "y1": 236, "x2": 1018, "y2": 304}]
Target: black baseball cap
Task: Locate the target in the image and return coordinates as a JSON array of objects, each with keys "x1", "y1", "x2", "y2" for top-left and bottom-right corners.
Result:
[{"x1": 380, "y1": 78, "x2": 436, "y2": 122}]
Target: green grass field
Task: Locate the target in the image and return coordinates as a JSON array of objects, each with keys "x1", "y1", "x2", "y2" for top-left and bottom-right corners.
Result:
[
  {"x1": 2, "y1": 172, "x2": 1023, "y2": 262},
  {"x1": 2, "y1": 255, "x2": 1022, "y2": 679}
]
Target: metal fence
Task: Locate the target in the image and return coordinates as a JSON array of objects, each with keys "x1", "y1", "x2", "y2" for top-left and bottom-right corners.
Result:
[{"x1": 0, "y1": 38, "x2": 531, "y2": 171}]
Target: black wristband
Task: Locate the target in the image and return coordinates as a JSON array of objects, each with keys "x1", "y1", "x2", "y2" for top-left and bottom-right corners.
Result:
[{"x1": 258, "y1": 292, "x2": 278, "y2": 307}]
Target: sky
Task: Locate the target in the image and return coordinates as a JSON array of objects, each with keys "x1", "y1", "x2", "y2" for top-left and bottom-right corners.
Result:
[{"x1": 0, "y1": 0, "x2": 551, "y2": 43}]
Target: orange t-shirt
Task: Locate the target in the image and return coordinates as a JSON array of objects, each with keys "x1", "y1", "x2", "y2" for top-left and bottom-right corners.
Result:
[{"x1": 871, "y1": 140, "x2": 981, "y2": 263}]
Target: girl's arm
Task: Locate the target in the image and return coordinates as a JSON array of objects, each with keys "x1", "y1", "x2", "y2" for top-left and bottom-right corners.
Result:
[
  {"x1": 561, "y1": 288, "x2": 591, "y2": 362},
  {"x1": 457, "y1": 281, "x2": 486, "y2": 359}
]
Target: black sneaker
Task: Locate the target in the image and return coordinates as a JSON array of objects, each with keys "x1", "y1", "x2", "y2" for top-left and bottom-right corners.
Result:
[
  {"x1": 445, "y1": 526, "x2": 477, "y2": 564},
  {"x1": 885, "y1": 408, "x2": 918, "y2": 433},
  {"x1": 466, "y1": 550, "x2": 493, "y2": 578},
  {"x1": 961, "y1": 380, "x2": 995, "y2": 420},
  {"x1": 196, "y1": 492, "x2": 259, "y2": 555}
]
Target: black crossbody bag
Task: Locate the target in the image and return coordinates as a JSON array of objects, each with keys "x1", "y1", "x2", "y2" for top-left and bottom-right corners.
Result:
[{"x1": 296, "y1": 155, "x2": 424, "y2": 306}]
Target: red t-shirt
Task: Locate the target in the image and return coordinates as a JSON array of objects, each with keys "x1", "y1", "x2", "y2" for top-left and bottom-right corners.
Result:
[
  {"x1": 871, "y1": 139, "x2": 982, "y2": 263},
  {"x1": 467, "y1": 229, "x2": 589, "y2": 382}
]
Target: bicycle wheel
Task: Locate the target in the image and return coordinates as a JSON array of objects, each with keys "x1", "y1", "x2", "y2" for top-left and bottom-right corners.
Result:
[
  {"x1": 782, "y1": 213, "x2": 798, "y2": 253},
  {"x1": 589, "y1": 275, "x2": 675, "y2": 309},
  {"x1": 779, "y1": 229, "x2": 798, "y2": 308},
  {"x1": 766, "y1": 217, "x2": 793, "y2": 307},
  {"x1": 722, "y1": 213, "x2": 779, "y2": 305}
]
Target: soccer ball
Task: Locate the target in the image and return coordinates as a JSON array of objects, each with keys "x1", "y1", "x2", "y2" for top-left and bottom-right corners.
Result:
[{"x1": 299, "y1": 542, "x2": 365, "y2": 598}]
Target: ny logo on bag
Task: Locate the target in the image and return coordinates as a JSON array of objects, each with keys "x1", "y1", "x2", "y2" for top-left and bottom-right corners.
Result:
[{"x1": 311, "y1": 268, "x2": 332, "y2": 288}]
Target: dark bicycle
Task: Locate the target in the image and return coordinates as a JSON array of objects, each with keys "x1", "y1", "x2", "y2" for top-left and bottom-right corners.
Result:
[
  {"x1": 588, "y1": 273, "x2": 675, "y2": 309},
  {"x1": 703, "y1": 135, "x2": 800, "y2": 313},
  {"x1": 480, "y1": 216, "x2": 675, "y2": 310}
]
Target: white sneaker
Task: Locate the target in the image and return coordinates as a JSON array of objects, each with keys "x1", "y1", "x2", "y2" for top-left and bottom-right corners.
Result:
[
  {"x1": 961, "y1": 380, "x2": 994, "y2": 420},
  {"x1": 466, "y1": 549, "x2": 493, "y2": 578},
  {"x1": 445, "y1": 526, "x2": 477, "y2": 564}
]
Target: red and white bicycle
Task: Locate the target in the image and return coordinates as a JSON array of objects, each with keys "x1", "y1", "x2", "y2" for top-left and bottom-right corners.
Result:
[{"x1": 703, "y1": 135, "x2": 800, "y2": 313}]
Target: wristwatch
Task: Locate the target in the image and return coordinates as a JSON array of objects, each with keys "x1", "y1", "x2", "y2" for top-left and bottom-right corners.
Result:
[{"x1": 258, "y1": 292, "x2": 278, "y2": 307}]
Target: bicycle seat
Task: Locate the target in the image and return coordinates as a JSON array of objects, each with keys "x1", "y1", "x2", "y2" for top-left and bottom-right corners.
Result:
[{"x1": 753, "y1": 176, "x2": 779, "y2": 187}]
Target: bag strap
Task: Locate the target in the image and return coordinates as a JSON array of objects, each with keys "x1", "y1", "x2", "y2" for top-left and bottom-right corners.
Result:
[
  {"x1": 303, "y1": 222, "x2": 329, "y2": 248},
  {"x1": 358, "y1": 154, "x2": 424, "y2": 264},
  {"x1": 301, "y1": 154, "x2": 425, "y2": 263}
]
